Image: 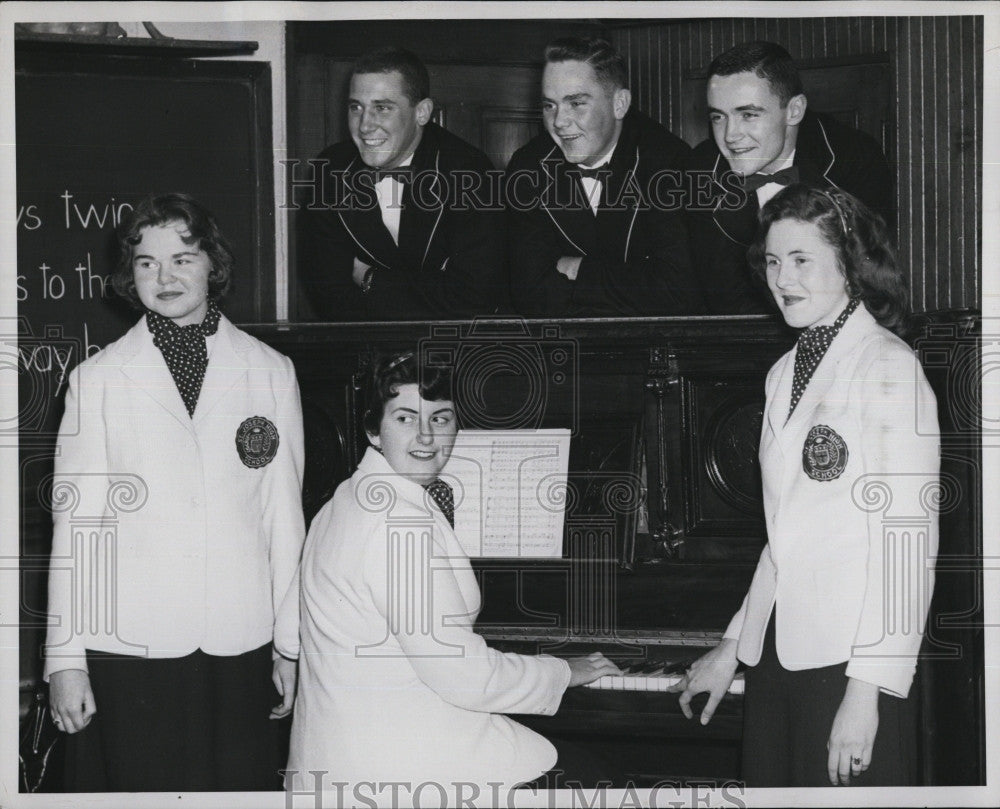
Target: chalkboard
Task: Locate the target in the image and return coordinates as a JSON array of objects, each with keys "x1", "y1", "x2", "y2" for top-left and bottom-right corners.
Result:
[
  {"x1": 15, "y1": 50, "x2": 274, "y2": 448},
  {"x1": 14, "y1": 48, "x2": 274, "y2": 698}
]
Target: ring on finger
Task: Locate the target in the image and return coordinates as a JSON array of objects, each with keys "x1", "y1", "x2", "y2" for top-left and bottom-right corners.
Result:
[{"x1": 851, "y1": 756, "x2": 862, "y2": 766}]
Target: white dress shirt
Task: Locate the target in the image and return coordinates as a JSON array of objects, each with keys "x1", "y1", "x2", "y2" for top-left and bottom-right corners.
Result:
[{"x1": 578, "y1": 142, "x2": 618, "y2": 215}]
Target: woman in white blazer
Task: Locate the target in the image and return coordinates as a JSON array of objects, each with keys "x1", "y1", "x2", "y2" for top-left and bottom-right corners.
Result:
[
  {"x1": 286, "y1": 352, "x2": 619, "y2": 800},
  {"x1": 673, "y1": 185, "x2": 939, "y2": 787},
  {"x1": 45, "y1": 194, "x2": 305, "y2": 791}
]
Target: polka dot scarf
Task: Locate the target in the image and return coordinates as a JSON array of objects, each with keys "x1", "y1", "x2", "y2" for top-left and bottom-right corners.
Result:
[
  {"x1": 424, "y1": 478, "x2": 455, "y2": 528},
  {"x1": 145, "y1": 301, "x2": 222, "y2": 417},
  {"x1": 788, "y1": 297, "x2": 861, "y2": 422}
]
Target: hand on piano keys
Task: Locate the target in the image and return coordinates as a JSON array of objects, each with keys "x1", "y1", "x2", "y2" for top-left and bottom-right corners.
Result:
[
  {"x1": 567, "y1": 652, "x2": 625, "y2": 687},
  {"x1": 583, "y1": 659, "x2": 744, "y2": 695}
]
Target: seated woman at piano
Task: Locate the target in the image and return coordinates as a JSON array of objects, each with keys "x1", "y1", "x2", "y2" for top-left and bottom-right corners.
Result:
[
  {"x1": 673, "y1": 184, "x2": 939, "y2": 788},
  {"x1": 286, "y1": 351, "x2": 620, "y2": 793}
]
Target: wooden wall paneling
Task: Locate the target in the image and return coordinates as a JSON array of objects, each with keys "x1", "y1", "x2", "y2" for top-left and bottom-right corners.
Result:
[
  {"x1": 323, "y1": 60, "x2": 353, "y2": 147},
  {"x1": 916, "y1": 17, "x2": 934, "y2": 311},
  {"x1": 480, "y1": 107, "x2": 543, "y2": 171},
  {"x1": 965, "y1": 16, "x2": 983, "y2": 308},
  {"x1": 895, "y1": 17, "x2": 917, "y2": 311},
  {"x1": 426, "y1": 64, "x2": 542, "y2": 167},
  {"x1": 948, "y1": 16, "x2": 968, "y2": 310},
  {"x1": 293, "y1": 53, "x2": 329, "y2": 172},
  {"x1": 932, "y1": 17, "x2": 951, "y2": 312}
]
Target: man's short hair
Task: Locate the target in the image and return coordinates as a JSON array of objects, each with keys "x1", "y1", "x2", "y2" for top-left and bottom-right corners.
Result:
[
  {"x1": 707, "y1": 41, "x2": 804, "y2": 106},
  {"x1": 351, "y1": 46, "x2": 430, "y2": 104},
  {"x1": 544, "y1": 37, "x2": 629, "y2": 92}
]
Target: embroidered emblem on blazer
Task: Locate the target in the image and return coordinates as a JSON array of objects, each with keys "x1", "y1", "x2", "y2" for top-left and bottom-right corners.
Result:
[
  {"x1": 236, "y1": 416, "x2": 279, "y2": 468},
  {"x1": 802, "y1": 424, "x2": 848, "y2": 481}
]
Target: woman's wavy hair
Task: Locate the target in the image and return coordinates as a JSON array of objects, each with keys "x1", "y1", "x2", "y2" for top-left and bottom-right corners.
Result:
[
  {"x1": 748, "y1": 183, "x2": 909, "y2": 335},
  {"x1": 112, "y1": 193, "x2": 234, "y2": 307},
  {"x1": 363, "y1": 351, "x2": 455, "y2": 438}
]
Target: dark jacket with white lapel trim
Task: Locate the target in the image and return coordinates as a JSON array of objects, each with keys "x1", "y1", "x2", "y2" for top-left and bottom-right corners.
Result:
[
  {"x1": 301, "y1": 122, "x2": 505, "y2": 320},
  {"x1": 687, "y1": 110, "x2": 894, "y2": 314},
  {"x1": 506, "y1": 110, "x2": 703, "y2": 317}
]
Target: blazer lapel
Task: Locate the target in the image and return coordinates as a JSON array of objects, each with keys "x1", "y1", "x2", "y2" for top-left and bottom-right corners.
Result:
[
  {"x1": 793, "y1": 113, "x2": 837, "y2": 184},
  {"x1": 194, "y1": 315, "x2": 250, "y2": 423},
  {"x1": 596, "y1": 142, "x2": 641, "y2": 262},
  {"x1": 538, "y1": 145, "x2": 595, "y2": 256},
  {"x1": 399, "y1": 147, "x2": 445, "y2": 271},
  {"x1": 339, "y1": 156, "x2": 401, "y2": 269},
  {"x1": 764, "y1": 350, "x2": 793, "y2": 458},
  {"x1": 709, "y1": 153, "x2": 759, "y2": 246},
  {"x1": 118, "y1": 317, "x2": 193, "y2": 432}
]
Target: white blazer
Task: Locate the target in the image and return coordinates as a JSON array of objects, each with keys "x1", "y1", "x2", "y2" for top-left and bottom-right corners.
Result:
[
  {"x1": 287, "y1": 447, "x2": 571, "y2": 791},
  {"x1": 44, "y1": 314, "x2": 305, "y2": 678},
  {"x1": 724, "y1": 306, "x2": 940, "y2": 698}
]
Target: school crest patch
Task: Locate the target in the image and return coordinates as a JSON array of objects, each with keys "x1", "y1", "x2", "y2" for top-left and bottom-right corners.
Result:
[
  {"x1": 802, "y1": 424, "x2": 848, "y2": 481},
  {"x1": 236, "y1": 416, "x2": 279, "y2": 468}
]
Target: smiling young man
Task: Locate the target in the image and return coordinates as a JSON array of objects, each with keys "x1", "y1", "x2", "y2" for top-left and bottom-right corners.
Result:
[
  {"x1": 300, "y1": 47, "x2": 505, "y2": 320},
  {"x1": 505, "y1": 37, "x2": 704, "y2": 317},
  {"x1": 687, "y1": 41, "x2": 893, "y2": 314}
]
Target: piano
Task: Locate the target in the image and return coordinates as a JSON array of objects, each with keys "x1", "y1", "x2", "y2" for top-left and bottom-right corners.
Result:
[{"x1": 249, "y1": 312, "x2": 984, "y2": 787}]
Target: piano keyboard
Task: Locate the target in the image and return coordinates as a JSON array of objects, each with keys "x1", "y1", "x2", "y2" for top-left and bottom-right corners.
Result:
[{"x1": 584, "y1": 660, "x2": 745, "y2": 695}]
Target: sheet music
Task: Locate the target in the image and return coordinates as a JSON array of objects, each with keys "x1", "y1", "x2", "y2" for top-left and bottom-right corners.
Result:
[{"x1": 443, "y1": 429, "x2": 570, "y2": 558}]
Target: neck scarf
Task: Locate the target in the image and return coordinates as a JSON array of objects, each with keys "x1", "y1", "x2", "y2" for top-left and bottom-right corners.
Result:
[
  {"x1": 424, "y1": 478, "x2": 455, "y2": 528},
  {"x1": 788, "y1": 297, "x2": 861, "y2": 421},
  {"x1": 145, "y1": 301, "x2": 221, "y2": 417}
]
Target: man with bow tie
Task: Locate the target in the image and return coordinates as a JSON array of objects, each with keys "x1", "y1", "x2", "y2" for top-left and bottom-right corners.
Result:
[
  {"x1": 300, "y1": 47, "x2": 505, "y2": 320},
  {"x1": 506, "y1": 37, "x2": 704, "y2": 317},
  {"x1": 687, "y1": 41, "x2": 893, "y2": 314}
]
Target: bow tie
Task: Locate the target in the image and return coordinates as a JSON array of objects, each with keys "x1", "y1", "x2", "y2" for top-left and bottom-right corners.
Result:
[
  {"x1": 741, "y1": 165, "x2": 800, "y2": 193},
  {"x1": 574, "y1": 162, "x2": 610, "y2": 180}
]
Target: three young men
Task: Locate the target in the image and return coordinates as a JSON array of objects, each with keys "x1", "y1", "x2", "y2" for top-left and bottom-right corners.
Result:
[{"x1": 302, "y1": 39, "x2": 891, "y2": 320}]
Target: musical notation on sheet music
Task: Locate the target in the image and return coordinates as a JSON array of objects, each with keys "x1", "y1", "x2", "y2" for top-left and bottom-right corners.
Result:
[{"x1": 445, "y1": 429, "x2": 570, "y2": 557}]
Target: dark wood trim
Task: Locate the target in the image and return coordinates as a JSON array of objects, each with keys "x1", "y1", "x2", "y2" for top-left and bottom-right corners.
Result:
[{"x1": 14, "y1": 31, "x2": 259, "y2": 58}]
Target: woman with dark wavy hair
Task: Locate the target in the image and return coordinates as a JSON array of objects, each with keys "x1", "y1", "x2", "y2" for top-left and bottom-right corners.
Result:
[
  {"x1": 287, "y1": 351, "x2": 619, "y2": 794},
  {"x1": 673, "y1": 184, "x2": 939, "y2": 787},
  {"x1": 46, "y1": 193, "x2": 305, "y2": 791}
]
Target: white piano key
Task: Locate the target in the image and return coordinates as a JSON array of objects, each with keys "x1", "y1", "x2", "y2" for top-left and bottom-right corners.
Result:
[{"x1": 584, "y1": 670, "x2": 745, "y2": 694}]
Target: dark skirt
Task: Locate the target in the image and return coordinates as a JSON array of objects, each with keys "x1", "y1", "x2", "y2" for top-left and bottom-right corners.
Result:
[
  {"x1": 63, "y1": 644, "x2": 284, "y2": 792},
  {"x1": 741, "y1": 611, "x2": 918, "y2": 787}
]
